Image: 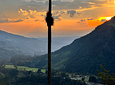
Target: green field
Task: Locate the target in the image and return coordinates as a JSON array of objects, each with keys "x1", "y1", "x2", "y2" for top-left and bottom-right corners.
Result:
[{"x1": 5, "y1": 65, "x2": 46, "y2": 73}]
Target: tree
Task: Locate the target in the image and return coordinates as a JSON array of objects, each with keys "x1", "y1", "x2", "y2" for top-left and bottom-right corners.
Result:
[
  {"x1": 0, "y1": 64, "x2": 4, "y2": 70},
  {"x1": 0, "y1": 78, "x2": 6, "y2": 85},
  {"x1": 14, "y1": 64, "x2": 17, "y2": 69},
  {"x1": 37, "y1": 69, "x2": 43, "y2": 76},
  {"x1": 89, "y1": 76, "x2": 97, "y2": 83},
  {"x1": 45, "y1": 70, "x2": 48, "y2": 75},
  {"x1": 60, "y1": 72, "x2": 66, "y2": 78},
  {"x1": 82, "y1": 77, "x2": 85, "y2": 81},
  {"x1": 97, "y1": 64, "x2": 115, "y2": 85},
  {"x1": 37, "y1": 69, "x2": 41, "y2": 74}
]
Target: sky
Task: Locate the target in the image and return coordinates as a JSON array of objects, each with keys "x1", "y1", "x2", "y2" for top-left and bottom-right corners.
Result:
[{"x1": 0, "y1": 0, "x2": 115, "y2": 37}]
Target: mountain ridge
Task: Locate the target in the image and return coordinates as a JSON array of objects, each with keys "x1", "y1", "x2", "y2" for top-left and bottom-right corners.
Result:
[
  {"x1": 28, "y1": 16, "x2": 115, "y2": 74},
  {"x1": 0, "y1": 30, "x2": 77, "y2": 60}
]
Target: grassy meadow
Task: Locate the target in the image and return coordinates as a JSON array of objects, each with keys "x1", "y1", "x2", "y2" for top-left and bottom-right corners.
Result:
[{"x1": 5, "y1": 65, "x2": 46, "y2": 73}]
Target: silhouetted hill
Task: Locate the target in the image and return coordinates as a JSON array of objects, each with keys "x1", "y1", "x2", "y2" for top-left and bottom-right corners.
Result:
[{"x1": 29, "y1": 16, "x2": 115, "y2": 74}]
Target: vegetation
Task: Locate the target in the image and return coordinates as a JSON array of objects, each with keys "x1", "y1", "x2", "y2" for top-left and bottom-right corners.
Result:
[
  {"x1": 1, "y1": 17, "x2": 115, "y2": 85},
  {"x1": 89, "y1": 76, "x2": 97, "y2": 83},
  {"x1": 23, "y1": 16, "x2": 115, "y2": 74},
  {"x1": 5, "y1": 65, "x2": 46, "y2": 73},
  {"x1": 0, "y1": 64, "x2": 87, "y2": 85},
  {"x1": 97, "y1": 64, "x2": 115, "y2": 85}
]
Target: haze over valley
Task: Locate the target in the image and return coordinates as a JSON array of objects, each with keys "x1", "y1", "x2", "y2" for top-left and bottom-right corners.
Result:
[
  {"x1": 0, "y1": 30, "x2": 78, "y2": 61},
  {"x1": 1, "y1": 0, "x2": 115, "y2": 84}
]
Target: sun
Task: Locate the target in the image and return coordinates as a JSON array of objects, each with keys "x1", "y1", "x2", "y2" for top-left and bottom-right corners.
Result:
[
  {"x1": 98, "y1": 17, "x2": 112, "y2": 21},
  {"x1": 106, "y1": 17, "x2": 112, "y2": 20}
]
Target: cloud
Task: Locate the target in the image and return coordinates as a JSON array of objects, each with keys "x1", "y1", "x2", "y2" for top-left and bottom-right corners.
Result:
[
  {"x1": 67, "y1": 10, "x2": 76, "y2": 17},
  {"x1": 77, "y1": 19, "x2": 86, "y2": 23},
  {"x1": 88, "y1": 2, "x2": 95, "y2": 5},
  {"x1": 18, "y1": 9, "x2": 39, "y2": 18},
  {"x1": 101, "y1": 19, "x2": 106, "y2": 22},
  {"x1": 53, "y1": 16, "x2": 62, "y2": 21},
  {"x1": 35, "y1": 20, "x2": 39, "y2": 21},
  {"x1": 78, "y1": 18, "x2": 94, "y2": 23},
  {"x1": 0, "y1": 19, "x2": 9, "y2": 23},
  {"x1": 18, "y1": 9, "x2": 37, "y2": 16},
  {"x1": 53, "y1": 16, "x2": 60, "y2": 19},
  {"x1": 26, "y1": 17, "x2": 29, "y2": 19},
  {"x1": 77, "y1": 12, "x2": 81, "y2": 16},
  {"x1": 0, "y1": 19, "x2": 23, "y2": 23},
  {"x1": 87, "y1": 18, "x2": 94, "y2": 20},
  {"x1": 81, "y1": 1, "x2": 95, "y2": 5},
  {"x1": 18, "y1": 9, "x2": 29, "y2": 16},
  {"x1": 53, "y1": 11, "x2": 65, "y2": 16},
  {"x1": 61, "y1": 0, "x2": 74, "y2": 2},
  {"x1": 9, "y1": 19, "x2": 24, "y2": 23},
  {"x1": 81, "y1": 19, "x2": 86, "y2": 22},
  {"x1": 18, "y1": 9, "x2": 47, "y2": 19},
  {"x1": 0, "y1": 0, "x2": 107, "y2": 20},
  {"x1": 67, "y1": 10, "x2": 81, "y2": 17},
  {"x1": 29, "y1": 10, "x2": 37, "y2": 15}
]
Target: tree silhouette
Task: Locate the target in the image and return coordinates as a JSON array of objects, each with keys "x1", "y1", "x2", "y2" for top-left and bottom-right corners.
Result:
[
  {"x1": 97, "y1": 64, "x2": 115, "y2": 85},
  {"x1": 46, "y1": 0, "x2": 54, "y2": 85}
]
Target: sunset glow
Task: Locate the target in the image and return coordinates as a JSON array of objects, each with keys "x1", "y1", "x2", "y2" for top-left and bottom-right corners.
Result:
[
  {"x1": 106, "y1": 17, "x2": 112, "y2": 20},
  {"x1": 0, "y1": 0, "x2": 115, "y2": 37},
  {"x1": 98, "y1": 17, "x2": 112, "y2": 21},
  {"x1": 114, "y1": 1, "x2": 115, "y2": 3}
]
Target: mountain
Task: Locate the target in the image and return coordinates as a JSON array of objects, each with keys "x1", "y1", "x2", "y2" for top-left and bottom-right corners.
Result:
[
  {"x1": 0, "y1": 30, "x2": 77, "y2": 60},
  {"x1": 0, "y1": 30, "x2": 47, "y2": 60},
  {"x1": 29, "y1": 16, "x2": 115, "y2": 74},
  {"x1": 0, "y1": 30, "x2": 47, "y2": 56}
]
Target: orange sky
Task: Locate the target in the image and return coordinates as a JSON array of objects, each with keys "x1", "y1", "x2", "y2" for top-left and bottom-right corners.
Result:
[{"x1": 0, "y1": 0, "x2": 115, "y2": 37}]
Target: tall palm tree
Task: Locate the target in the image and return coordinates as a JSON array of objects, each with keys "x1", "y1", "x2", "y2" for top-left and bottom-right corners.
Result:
[{"x1": 46, "y1": 0, "x2": 54, "y2": 85}]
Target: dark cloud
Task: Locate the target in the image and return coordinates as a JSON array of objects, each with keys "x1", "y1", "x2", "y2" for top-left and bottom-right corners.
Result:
[
  {"x1": 30, "y1": 1, "x2": 36, "y2": 3},
  {"x1": 101, "y1": 19, "x2": 106, "y2": 22},
  {"x1": 78, "y1": 17, "x2": 95, "y2": 23},
  {"x1": 36, "y1": 0, "x2": 44, "y2": 1},
  {"x1": 0, "y1": 0, "x2": 107, "y2": 14},
  {"x1": 60, "y1": 11, "x2": 65, "y2": 14},
  {"x1": 35, "y1": 20, "x2": 39, "y2": 21},
  {"x1": 77, "y1": 19, "x2": 86, "y2": 23},
  {"x1": 87, "y1": 18, "x2": 94, "y2": 20},
  {"x1": 54, "y1": 11, "x2": 59, "y2": 15},
  {"x1": 77, "y1": 12, "x2": 81, "y2": 16},
  {"x1": 0, "y1": 19, "x2": 23, "y2": 23},
  {"x1": 13, "y1": 19, "x2": 23, "y2": 22},
  {"x1": 81, "y1": 19, "x2": 86, "y2": 22},
  {"x1": 41, "y1": 14, "x2": 45, "y2": 17},
  {"x1": 67, "y1": 10, "x2": 76, "y2": 17},
  {"x1": 53, "y1": 11, "x2": 65, "y2": 17},
  {"x1": 53, "y1": 15, "x2": 61, "y2": 21},
  {"x1": 0, "y1": 19, "x2": 9, "y2": 23},
  {"x1": 53, "y1": 16, "x2": 59, "y2": 19},
  {"x1": 9, "y1": 19, "x2": 23, "y2": 23}
]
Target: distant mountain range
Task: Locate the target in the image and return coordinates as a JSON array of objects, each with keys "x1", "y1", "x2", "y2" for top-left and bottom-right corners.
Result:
[
  {"x1": 0, "y1": 30, "x2": 47, "y2": 56},
  {"x1": 0, "y1": 30, "x2": 77, "y2": 60},
  {"x1": 29, "y1": 16, "x2": 115, "y2": 74}
]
